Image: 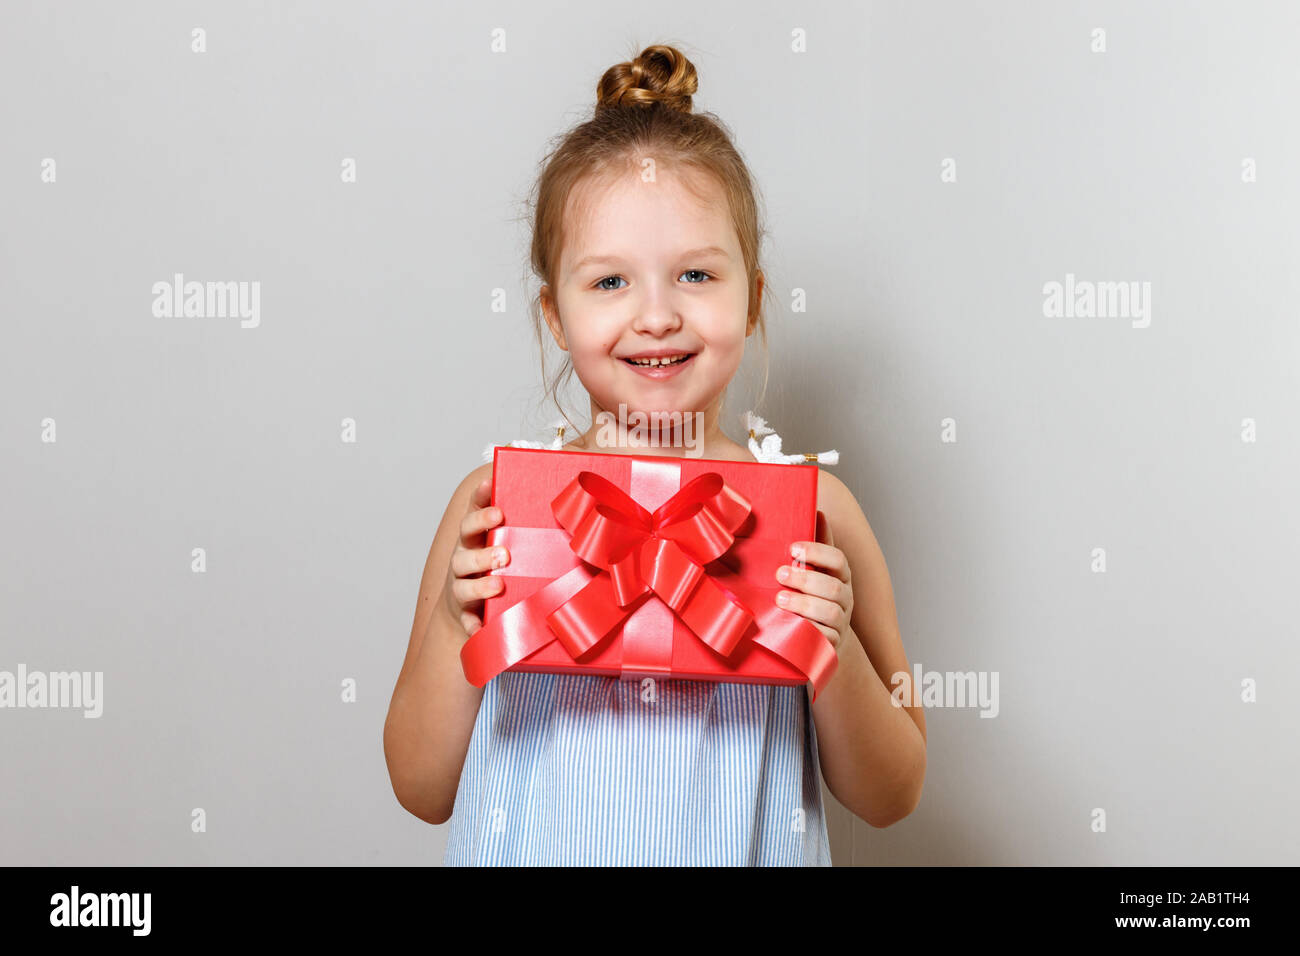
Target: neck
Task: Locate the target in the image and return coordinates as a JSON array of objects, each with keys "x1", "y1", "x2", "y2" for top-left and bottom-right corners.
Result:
[{"x1": 571, "y1": 397, "x2": 735, "y2": 459}]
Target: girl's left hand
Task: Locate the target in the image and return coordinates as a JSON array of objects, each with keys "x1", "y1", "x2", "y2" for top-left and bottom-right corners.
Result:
[{"x1": 774, "y1": 510, "x2": 854, "y2": 652}]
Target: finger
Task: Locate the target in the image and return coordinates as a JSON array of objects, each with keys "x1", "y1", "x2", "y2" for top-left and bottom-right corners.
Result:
[
  {"x1": 453, "y1": 573, "x2": 504, "y2": 608},
  {"x1": 775, "y1": 590, "x2": 846, "y2": 631},
  {"x1": 789, "y1": 540, "x2": 850, "y2": 582},
  {"x1": 776, "y1": 563, "x2": 850, "y2": 607},
  {"x1": 815, "y1": 510, "x2": 833, "y2": 547},
  {"x1": 451, "y1": 543, "x2": 509, "y2": 578},
  {"x1": 460, "y1": 610, "x2": 483, "y2": 637},
  {"x1": 459, "y1": 503, "x2": 503, "y2": 546},
  {"x1": 469, "y1": 476, "x2": 493, "y2": 511}
]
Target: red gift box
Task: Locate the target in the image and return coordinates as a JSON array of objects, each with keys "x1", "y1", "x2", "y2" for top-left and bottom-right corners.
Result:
[{"x1": 459, "y1": 446, "x2": 838, "y2": 701}]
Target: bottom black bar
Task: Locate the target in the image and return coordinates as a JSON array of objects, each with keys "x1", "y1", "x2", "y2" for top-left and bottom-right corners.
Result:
[{"x1": 1, "y1": 864, "x2": 1285, "y2": 941}]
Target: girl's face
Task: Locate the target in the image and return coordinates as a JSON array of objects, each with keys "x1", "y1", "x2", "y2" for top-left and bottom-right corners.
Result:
[{"x1": 542, "y1": 166, "x2": 758, "y2": 421}]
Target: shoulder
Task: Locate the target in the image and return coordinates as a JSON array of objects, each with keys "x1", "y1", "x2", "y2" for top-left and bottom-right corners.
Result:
[
  {"x1": 814, "y1": 467, "x2": 886, "y2": 568},
  {"x1": 464, "y1": 459, "x2": 494, "y2": 487},
  {"x1": 465, "y1": 459, "x2": 494, "y2": 494},
  {"x1": 445, "y1": 460, "x2": 495, "y2": 516},
  {"x1": 815, "y1": 468, "x2": 859, "y2": 524}
]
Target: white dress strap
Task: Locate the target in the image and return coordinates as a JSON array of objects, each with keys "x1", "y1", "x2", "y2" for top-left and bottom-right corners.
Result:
[
  {"x1": 482, "y1": 418, "x2": 570, "y2": 464},
  {"x1": 745, "y1": 411, "x2": 839, "y2": 465},
  {"x1": 482, "y1": 411, "x2": 839, "y2": 465}
]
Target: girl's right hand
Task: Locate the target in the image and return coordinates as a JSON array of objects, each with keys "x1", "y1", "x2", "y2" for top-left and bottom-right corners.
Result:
[{"x1": 443, "y1": 476, "x2": 510, "y2": 638}]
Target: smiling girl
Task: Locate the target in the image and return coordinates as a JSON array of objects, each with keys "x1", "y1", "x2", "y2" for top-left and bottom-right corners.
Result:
[{"x1": 383, "y1": 43, "x2": 926, "y2": 866}]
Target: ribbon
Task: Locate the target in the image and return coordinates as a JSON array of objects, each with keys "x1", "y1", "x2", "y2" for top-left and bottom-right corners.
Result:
[
  {"x1": 460, "y1": 458, "x2": 838, "y2": 701},
  {"x1": 545, "y1": 466, "x2": 756, "y2": 661}
]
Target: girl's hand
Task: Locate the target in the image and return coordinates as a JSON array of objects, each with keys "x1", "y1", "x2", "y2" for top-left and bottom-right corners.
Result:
[
  {"x1": 442, "y1": 476, "x2": 510, "y2": 638},
  {"x1": 774, "y1": 510, "x2": 854, "y2": 652}
]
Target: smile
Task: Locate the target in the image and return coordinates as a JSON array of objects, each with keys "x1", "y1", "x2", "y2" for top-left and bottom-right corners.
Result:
[{"x1": 620, "y1": 353, "x2": 697, "y2": 378}]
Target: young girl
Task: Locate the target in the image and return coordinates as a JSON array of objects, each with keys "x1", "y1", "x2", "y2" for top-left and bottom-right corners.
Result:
[{"x1": 383, "y1": 44, "x2": 927, "y2": 866}]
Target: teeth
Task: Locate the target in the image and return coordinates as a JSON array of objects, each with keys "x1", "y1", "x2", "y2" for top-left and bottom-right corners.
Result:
[{"x1": 628, "y1": 354, "x2": 690, "y2": 367}]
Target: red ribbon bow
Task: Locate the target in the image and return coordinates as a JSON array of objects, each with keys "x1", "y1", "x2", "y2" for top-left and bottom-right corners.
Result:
[{"x1": 545, "y1": 470, "x2": 757, "y2": 661}]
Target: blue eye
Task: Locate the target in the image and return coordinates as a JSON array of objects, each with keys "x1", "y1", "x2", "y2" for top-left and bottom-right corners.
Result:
[{"x1": 595, "y1": 271, "x2": 713, "y2": 290}]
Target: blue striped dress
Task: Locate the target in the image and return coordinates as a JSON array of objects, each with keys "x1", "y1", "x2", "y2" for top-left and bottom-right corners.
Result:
[{"x1": 442, "y1": 416, "x2": 834, "y2": 866}]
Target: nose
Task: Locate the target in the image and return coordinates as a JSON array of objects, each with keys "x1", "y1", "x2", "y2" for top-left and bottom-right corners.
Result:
[{"x1": 630, "y1": 284, "x2": 683, "y2": 337}]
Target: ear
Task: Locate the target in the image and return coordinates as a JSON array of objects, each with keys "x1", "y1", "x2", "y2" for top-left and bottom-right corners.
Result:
[
  {"x1": 746, "y1": 270, "x2": 764, "y2": 337},
  {"x1": 540, "y1": 285, "x2": 568, "y2": 351}
]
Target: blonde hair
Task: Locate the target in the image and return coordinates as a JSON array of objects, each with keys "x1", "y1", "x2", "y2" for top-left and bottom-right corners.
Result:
[{"x1": 519, "y1": 42, "x2": 773, "y2": 435}]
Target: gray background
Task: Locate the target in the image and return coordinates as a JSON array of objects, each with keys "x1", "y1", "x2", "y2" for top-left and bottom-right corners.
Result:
[{"x1": 2, "y1": 0, "x2": 1296, "y2": 865}]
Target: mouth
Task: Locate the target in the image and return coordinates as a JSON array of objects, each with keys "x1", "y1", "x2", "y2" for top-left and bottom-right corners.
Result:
[{"x1": 620, "y1": 352, "x2": 697, "y2": 379}]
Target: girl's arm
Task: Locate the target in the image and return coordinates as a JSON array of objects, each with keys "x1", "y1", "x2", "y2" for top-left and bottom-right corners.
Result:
[
  {"x1": 382, "y1": 462, "x2": 495, "y2": 825},
  {"x1": 805, "y1": 469, "x2": 927, "y2": 828}
]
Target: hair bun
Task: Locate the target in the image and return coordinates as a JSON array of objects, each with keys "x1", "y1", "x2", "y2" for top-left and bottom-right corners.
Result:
[{"x1": 596, "y1": 44, "x2": 698, "y2": 113}]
